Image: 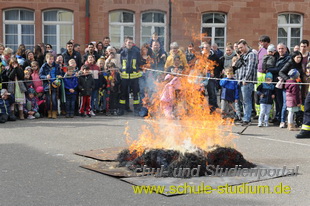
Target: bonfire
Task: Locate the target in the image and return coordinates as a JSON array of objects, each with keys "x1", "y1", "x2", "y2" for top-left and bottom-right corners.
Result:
[{"x1": 118, "y1": 48, "x2": 255, "y2": 177}]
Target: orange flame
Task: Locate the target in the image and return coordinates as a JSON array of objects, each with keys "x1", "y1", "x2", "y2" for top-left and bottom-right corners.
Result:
[
  {"x1": 124, "y1": 52, "x2": 237, "y2": 156},
  {"x1": 123, "y1": 0, "x2": 235, "y2": 155}
]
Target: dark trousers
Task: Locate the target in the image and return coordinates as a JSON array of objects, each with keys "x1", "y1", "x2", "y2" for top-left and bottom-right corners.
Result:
[
  {"x1": 206, "y1": 79, "x2": 218, "y2": 112},
  {"x1": 0, "y1": 113, "x2": 16, "y2": 123},
  {"x1": 120, "y1": 78, "x2": 140, "y2": 110},
  {"x1": 274, "y1": 87, "x2": 283, "y2": 121},
  {"x1": 110, "y1": 91, "x2": 119, "y2": 110},
  {"x1": 66, "y1": 94, "x2": 76, "y2": 115},
  {"x1": 0, "y1": 114, "x2": 8, "y2": 123},
  {"x1": 38, "y1": 103, "x2": 46, "y2": 117},
  {"x1": 303, "y1": 92, "x2": 310, "y2": 126},
  {"x1": 75, "y1": 91, "x2": 80, "y2": 115}
]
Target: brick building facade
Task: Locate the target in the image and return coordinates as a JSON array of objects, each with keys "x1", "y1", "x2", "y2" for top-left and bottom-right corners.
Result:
[{"x1": 0, "y1": 0, "x2": 309, "y2": 53}]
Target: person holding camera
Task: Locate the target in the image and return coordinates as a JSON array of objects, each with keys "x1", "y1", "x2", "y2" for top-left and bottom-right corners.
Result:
[{"x1": 105, "y1": 46, "x2": 121, "y2": 70}]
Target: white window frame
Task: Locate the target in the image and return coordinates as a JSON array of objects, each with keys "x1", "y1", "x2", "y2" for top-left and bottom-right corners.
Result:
[
  {"x1": 201, "y1": 12, "x2": 227, "y2": 50},
  {"x1": 42, "y1": 9, "x2": 74, "y2": 54},
  {"x1": 109, "y1": 10, "x2": 135, "y2": 49},
  {"x1": 140, "y1": 11, "x2": 166, "y2": 49},
  {"x1": 277, "y1": 13, "x2": 303, "y2": 50},
  {"x1": 3, "y1": 9, "x2": 35, "y2": 50}
]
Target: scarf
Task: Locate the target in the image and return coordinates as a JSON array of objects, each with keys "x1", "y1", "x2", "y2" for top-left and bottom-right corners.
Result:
[{"x1": 224, "y1": 51, "x2": 236, "y2": 68}]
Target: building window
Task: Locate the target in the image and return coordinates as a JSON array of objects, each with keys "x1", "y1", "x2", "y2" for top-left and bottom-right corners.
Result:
[
  {"x1": 278, "y1": 13, "x2": 303, "y2": 50},
  {"x1": 3, "y1": 9, "x2": 35, "y2": 51},
  {"x1": 201, "y1": 13, "x2": 226, "y2": 50},
  {"x1": 141, "y1": 11, "x2": 166, "y2": 49},
  {"x1": 109, "y1": 11, "x2": 135, "y2": 49},
  {"x1": 43, "y1": 10, "x2": 74, "y2": 54}
]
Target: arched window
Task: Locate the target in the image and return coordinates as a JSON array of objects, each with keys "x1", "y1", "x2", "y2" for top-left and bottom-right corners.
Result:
[
  {"x1": 43, "y1": 10, "x2": 74, "y2": 53},
  {"x1": 201, "y1": 12, "x2": 226, "y2": 50},
  {"x1": 109, "y1": 11, "x2": 135, "y2": 49},
  {"x1": 141, "y1": 11, "x2": 166, "y2": 49},
  {"x1": 3, "y1": 9, "x2": 35, "y2": 51},
  {"x1": 278, "y1": 13, "x2": 303, "y2": 50}
]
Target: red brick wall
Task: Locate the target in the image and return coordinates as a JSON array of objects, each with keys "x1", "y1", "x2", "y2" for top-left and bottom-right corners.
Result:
[
  {"x1": 0, "y1": 0, "x2": 309, "y2": 52},
  {"x1": 170, "y1": 0, "x2": 310, "y2": 50}
]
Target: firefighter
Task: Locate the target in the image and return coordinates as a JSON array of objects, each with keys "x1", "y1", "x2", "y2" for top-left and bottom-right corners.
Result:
[
  {"x1": 118, "y1": 37, "x2": 141, "y2": 116},
  {"x1": 296, "y1": 91, "x2": 310, "y2": 138}
]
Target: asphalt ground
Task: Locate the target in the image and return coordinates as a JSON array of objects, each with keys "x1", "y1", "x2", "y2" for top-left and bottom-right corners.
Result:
[{"x1": 0, "y1": 113, "x2": 309, "y2": 206}]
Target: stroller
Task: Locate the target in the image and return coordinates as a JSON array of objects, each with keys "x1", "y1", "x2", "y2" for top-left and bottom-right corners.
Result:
[
  {"x1": 295, "y1": 104, "x2": 305, "y2": 127},
  {"x1": 295, "y1": 110, "x2": 304, "y2": 127}
]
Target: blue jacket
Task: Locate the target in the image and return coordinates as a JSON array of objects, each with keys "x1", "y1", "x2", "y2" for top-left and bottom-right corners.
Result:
[
  {"x1": 257, "y1": 83, "x2": 275, "y2": 104},
  {"x1": 39, "y1": 62, "x2": 61, "y2": 92},
  {"x1": 220, "y1": 78, "x2": 239, "y2": 102},
  {"x1": 0, "y1": 96, "x2": 14, "y2": 115},
  {"x1": 63, "y1": 74, "x2": 78, "y2": 95}
]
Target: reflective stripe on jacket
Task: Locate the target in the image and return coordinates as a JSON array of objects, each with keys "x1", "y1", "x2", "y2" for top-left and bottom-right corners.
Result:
[{"x1": 120, "y1": 47, "x2": 141, "y2": 79}]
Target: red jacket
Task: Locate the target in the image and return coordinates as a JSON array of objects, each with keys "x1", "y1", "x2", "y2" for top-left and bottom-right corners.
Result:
[{"x1": 285, "y1": 79, "x2": 302, "y2": 107}]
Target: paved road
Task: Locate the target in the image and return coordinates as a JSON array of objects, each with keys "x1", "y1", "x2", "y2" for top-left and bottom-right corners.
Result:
[{"x1": 0, "y1": 114, "x2": 309, "y2": 206}]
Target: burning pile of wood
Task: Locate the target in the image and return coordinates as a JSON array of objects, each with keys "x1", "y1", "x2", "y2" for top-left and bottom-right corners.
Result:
[{"x1": 117, "y1": 146, "x2": 256, "y2": 177}]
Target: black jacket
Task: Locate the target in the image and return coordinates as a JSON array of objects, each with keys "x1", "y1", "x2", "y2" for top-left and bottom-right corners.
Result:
[
  {"x1": 78, "y1": 74, "x2": 95, "y2": 96},
  {"x1": 62, "y1": 50, "x2": 82, "y2": 69},
  {"x1": 150, "y1": 49, "x2": 167, "y2": 71},
  {"x1": 208, "y1": 50, "x2": 222, "y2": 78},
  {"x1": 268, "y1": 54, "x2": 290, "y2": 82},
  {"x1": 83, "y1": 51, "x2": 100, "y2": 64},
  {"x1": 257, "y1": 83, "x2": 275, "y2": 104},
  {"x1": 8, "y1": 67, "x2": 24, "y2": 81},
  {"x1": 279, "y1": 59, "x2": 303, "y2": 81},
  {"x1": 120, "y1": 47, "x2": 141, "y2": 79}
]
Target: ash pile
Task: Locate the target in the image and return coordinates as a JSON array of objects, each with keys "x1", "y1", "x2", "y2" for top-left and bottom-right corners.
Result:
[{"x1": 117, "y1": 146, "x2": 256, "y2": 178}]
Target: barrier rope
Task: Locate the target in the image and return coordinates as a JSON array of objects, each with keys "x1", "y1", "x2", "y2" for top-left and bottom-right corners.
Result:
[{"x1": 0, "y1": 67, "x2": 309, "y2": 86}]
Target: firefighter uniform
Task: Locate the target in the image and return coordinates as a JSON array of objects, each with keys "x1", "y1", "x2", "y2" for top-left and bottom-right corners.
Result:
[
  {"x1": 119, "y1": 46, "x2": 141, "y2": 115},
  {"x1": 296, "y1": 91, "x2": 310, "y2": 138}
]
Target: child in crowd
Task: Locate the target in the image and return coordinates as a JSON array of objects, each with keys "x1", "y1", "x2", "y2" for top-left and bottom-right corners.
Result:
[
  {"x1": 7, "y1": 57, "x2": 26, "y2": 120},
  {"x1": 68, "y1": 59, "x2": 79, "y2": 73},
  {"x1": 31, "y1": 61, "x2": 43, "y2": 91},
  {"x1": 84, "y1": 54, "x2": 102, "y2": 115},
  {"x1": 166, "y1": 55, "x2": 183, "y2": 73},
  {"x1": 24, "y1": 87, "x2": 40, "y2": 119},
  {"x1": 256, "y1": 72, "x2": 275, "y2": 127},
  {"x1": 219, "y1": 67, "x2": 239, "y2": 119},
  {"x1": 78, "y1": 65, "x2": 95, "y2": 117},
  {"x1": 39, "y1": 53, "x2": 61, "y2": 119},
  {"x1": 262, "y1": 44, "x2": 277, "y2": 73},
  {"x1": 68, "y1": 58, "x2": 80, "y2": 116},
  {"x1": 148, "y1": 32, "x2": 164, "y2": 51},
  {"x1": 24, "y1": 67, "x2": 33, "y2": 90},
  {"x1": 56, "y1": 54, "x2": 67, "y2": 75},
  {"x1": 97, "y1": 58, "x2": 109, "y2": 114},
  {"x1": 285, "y1": 69, "x2": 302, "y2": 131},
  {"x1": 0, "y1": 89, "x2": 16, "y2": 123},
  {"x1": 106, "y1": 62, "x2": 121, "y2": 115},
  {"x1": 63, "y1": 66, "x2": 78, "y2": 118},
  {"x1": 35, "y1": 86, "x2": 46, "y2": 117},
  {"x1": 56, "y1": 55, "x2": 67, "y2": 115},
  {"x1": 160, "y1": 56, "x2": 183, "y2": 119}
]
